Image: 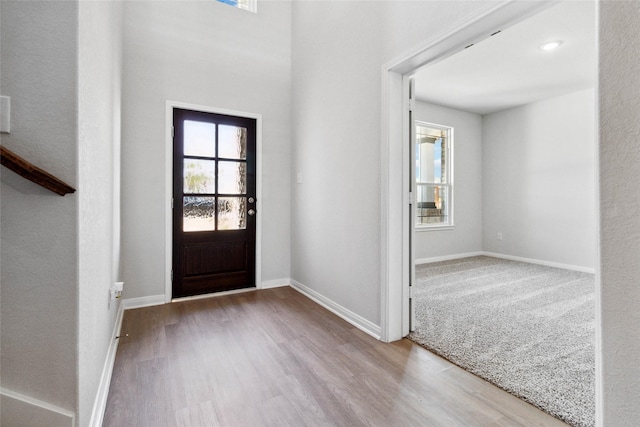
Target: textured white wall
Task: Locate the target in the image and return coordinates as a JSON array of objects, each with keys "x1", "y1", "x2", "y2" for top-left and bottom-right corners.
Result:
[
  {"x1": 482, "y1": 89, "x2": 596, "y2": 270},
  {"x1": 599, "y1": 2, "x2": 640, "y2": 425},
  {"x1": 120, "y1": 0, "x2": 292, "y2": 298},
  {"x1": 291, "y1": 1, "x2": 490, "y2": 326},
  {"x1": 0, "y1": 0, "x2": 79, "y2": 415},
  {"x1": 482, "y1": 90, "x2": 596, "y2": 268},
  {"x1": 413, "y1": 101, "x2": 483, "y2": 260},
  {"x1": 77, "y1": 2, "x2": 123, "y2": 426}
]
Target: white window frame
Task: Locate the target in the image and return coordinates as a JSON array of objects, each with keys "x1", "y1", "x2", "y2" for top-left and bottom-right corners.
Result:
[
  {"x1": 414, "y1": 121, "x2": 454, "y2": 231},
  {"x1": 216, "y1": 0, "x2": 257, "y2": 13}
]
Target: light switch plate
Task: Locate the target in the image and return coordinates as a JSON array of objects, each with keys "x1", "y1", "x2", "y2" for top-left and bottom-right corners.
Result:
[{"x1": 0, "y1": 96, "x2": 10, "y2": 134}]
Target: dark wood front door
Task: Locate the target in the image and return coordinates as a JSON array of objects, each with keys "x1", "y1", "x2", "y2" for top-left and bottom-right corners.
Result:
[{"x1": 172, "y1": 108, "x2": 257, "y2": 298}]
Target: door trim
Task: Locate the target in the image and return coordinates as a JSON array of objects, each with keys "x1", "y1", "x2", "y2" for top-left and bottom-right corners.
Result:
[
  {"x1": 379, "y1": 0, "x2": 557, "y2": 342},
  {"x1": 165, "y1": 100, "x2": 262, "y2": 303}
]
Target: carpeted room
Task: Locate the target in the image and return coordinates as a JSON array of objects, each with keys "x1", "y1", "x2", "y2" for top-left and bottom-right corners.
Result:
[
  {"x1": 407, "y1": 3, "x2": 596, "y2": 427},
  {"x1": 409, "y1": 257, "x2": 594, "y2": 427}
]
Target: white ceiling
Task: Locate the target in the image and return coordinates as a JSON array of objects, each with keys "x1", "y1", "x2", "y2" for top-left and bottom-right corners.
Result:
[{"x1": 413, "y1": 1, "x2": 596, "y2": 115}]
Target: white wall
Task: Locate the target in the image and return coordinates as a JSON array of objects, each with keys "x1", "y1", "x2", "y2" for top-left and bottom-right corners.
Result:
[
  {"x1": 77, "y1": 1, "x2": 123, "y2": 426},
  {"x1": 0, "y1": 0, "x2": 79, "y2": 418},
  {"x1": 413, "y1": 101, "x2": 483, "y2": 260},
  {"x1": 120, "y1": 0, "x2": 292, "y2": 299},
  {"x1": 1, "y1": 3, "x2": 124, "y2": 425},
  {"x1": 599, "y1": 3, "x2": 640, "y2": 425},
  {"x1": 482, "y1": 89, "x2": 596, "y2": 270},
  {"x1": 291, "y1": 1, "x2": 490, "y2": 326}
]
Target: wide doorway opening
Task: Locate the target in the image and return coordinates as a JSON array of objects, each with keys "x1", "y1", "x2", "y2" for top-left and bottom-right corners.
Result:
[{"x1": 382, "y1": 2, "x2": 599, "y2": 427}]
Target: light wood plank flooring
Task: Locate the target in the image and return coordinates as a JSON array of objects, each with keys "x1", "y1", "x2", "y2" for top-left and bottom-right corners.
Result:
[{"x1": 103, "y1": 287, "x2": 568, "y2": 427}]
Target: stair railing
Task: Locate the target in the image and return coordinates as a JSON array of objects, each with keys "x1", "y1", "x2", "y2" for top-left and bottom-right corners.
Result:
[{"x1": 0, "y1": 146, "x2": 76, "y2": 196}]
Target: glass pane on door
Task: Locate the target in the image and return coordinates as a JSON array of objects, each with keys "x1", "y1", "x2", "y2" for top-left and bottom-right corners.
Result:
[
  {"x1": 219, "y1": 125, "x2": 247, "y2": 159},
  {"x1": 183, "y1": 196, "x2": 216, "y2": 232},
  {"x1": 218, "y1": 161, "x2": 246, "y2": 194},
  {"x1": 184, "y1": 120, "x2": 216, "y2": 157},
  {"x1": 218, "y1": 197, "x2": 247, "y2": 230},
  {"x1": 183, "y1": 159, "x2": 215, "y2": 194}
]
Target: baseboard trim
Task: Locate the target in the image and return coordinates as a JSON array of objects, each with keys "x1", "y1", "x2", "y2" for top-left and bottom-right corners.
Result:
[
  {"x1": 88, "y1": 295, "x2": 163, "y2": 426},
  {"x1": 1, "y1": 388, "x2": 75, "y2": 427},
  {"x1": 416, "y1": 251, "x2": 594, "y2": 274},
  {"x1": 121, "y1": 294, "x2": 166, "y2": 310},
  {"x1": 416, "y1": 251, "x2": 484, "y2": 265},
  {"x1": 260, "y1": 278, "x2": 290, "y2": 289},
  {"x1": 88, "y1": 302, "x2": 125, "y2": 427},
  {"x1": 172, "y1": 287, "x2": 258, "y2": 303},
  {"x1": 289, "y1": 280, "x2": 381, "y2": 340},
  {"x1": 482, "y1": 252, "x2": 595, "y2": 274}
]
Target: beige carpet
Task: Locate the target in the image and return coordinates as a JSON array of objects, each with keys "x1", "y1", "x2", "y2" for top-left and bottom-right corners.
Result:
[{"x1": 408, "y1": 256, "x2": 595, "y2": 427}]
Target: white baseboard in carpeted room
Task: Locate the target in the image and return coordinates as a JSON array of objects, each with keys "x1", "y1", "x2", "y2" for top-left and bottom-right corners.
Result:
[{"x1": 408, "y1": 256, "x2": 595, "y2": 427}]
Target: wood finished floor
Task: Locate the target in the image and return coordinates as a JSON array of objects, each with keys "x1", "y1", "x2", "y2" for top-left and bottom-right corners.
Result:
[{"x1": 103, "y1": 287, "x2": 568, "y2": 427}]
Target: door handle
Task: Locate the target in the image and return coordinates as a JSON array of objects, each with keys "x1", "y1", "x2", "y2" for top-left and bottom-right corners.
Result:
[{"x1": 248, "y1": 209, "x2": 256, "y2": 216}]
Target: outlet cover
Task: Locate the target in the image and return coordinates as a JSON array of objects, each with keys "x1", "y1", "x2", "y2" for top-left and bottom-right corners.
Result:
[{"x1": 0, "y1": 96, "x2": 10, "y2": 134}]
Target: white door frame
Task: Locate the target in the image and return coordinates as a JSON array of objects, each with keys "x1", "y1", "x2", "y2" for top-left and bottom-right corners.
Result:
[
  {"x1": 379, "y1": 0, "x2": 558, "y2": 341},
  {"x1": 165, "y1": 100, "x2": 263, "y2": 303}
]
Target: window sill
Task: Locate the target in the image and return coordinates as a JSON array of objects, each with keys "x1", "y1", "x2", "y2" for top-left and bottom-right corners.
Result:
[{"x1": 415, "y1": 225, "x2": 455, "y2": 232}]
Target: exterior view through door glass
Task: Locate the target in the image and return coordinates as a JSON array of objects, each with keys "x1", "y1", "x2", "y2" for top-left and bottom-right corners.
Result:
[{"x1": 173, "y1": 108, "x2": 257, "y2": 298}]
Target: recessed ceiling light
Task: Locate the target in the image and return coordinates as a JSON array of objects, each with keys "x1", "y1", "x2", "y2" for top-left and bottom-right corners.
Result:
[{"x1": 539, "y1": 40, "x2": 563, "y2": 51}]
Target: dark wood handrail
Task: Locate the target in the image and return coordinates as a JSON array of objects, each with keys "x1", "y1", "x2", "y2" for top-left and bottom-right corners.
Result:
[{"x1": 0, "y1": 145, "x2": 76, "y2": 196}]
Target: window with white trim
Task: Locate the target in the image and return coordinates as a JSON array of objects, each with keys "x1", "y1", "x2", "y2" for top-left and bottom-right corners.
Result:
[
  {"x1": 415, "y1": 122, "x2": 453, "y2": 228},
  {"x1": 217, "y1": 0, "x2": 257, "y2": 13}
]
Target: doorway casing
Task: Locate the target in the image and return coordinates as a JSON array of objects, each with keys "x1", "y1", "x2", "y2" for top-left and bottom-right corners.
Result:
[
  {"x1": 380, "y1": 0, "x2": 561, "y2": 342},
  {"x1": 165, "y1": 100, "x2": 263, "y2": 303}
]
